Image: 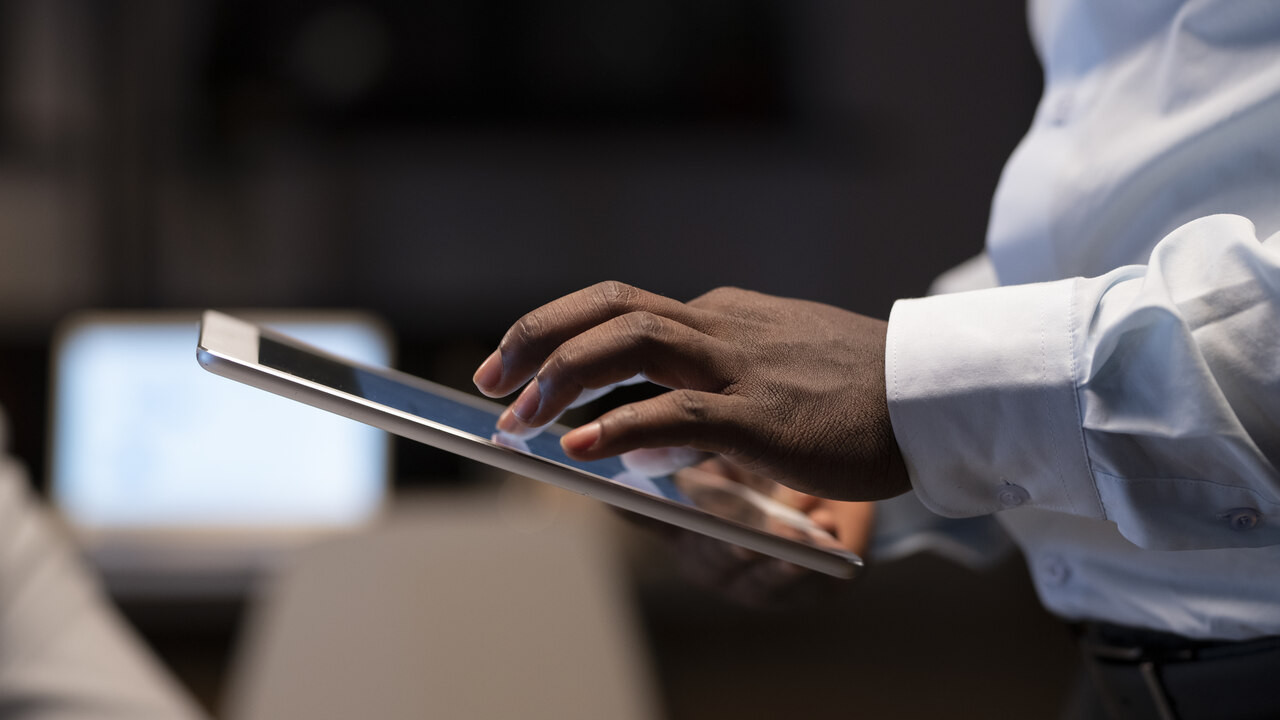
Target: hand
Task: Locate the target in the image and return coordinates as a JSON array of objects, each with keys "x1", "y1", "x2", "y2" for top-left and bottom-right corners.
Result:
[
  {"x1": 673, "y1": 457, "x2": 874, "y2": 608},
  {"x1": 473, "y1": 281, "x2": 909, "y2": 501}
]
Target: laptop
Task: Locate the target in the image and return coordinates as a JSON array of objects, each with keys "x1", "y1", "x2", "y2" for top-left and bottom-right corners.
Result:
[{"x1": 48, "y1": 310, "x2": 393, "y2": 596}]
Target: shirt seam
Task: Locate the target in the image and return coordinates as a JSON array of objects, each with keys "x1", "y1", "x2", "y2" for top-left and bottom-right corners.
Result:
[
  {"x1": 892, "y1": 309, "x2": 899, "y2": 410},
  {"x1": 1067, "y1": 277, "x2": 1107, "y2": 520},
  {"x1": 1094, "y1": 469, "x2": 1280, "y2": 507},
  {"x1": 887, "y1": 303, "x2": 944, "y2": 513},
  {"x1": 1043, "y1": 284, "x2": 1081, "y2": 515}
]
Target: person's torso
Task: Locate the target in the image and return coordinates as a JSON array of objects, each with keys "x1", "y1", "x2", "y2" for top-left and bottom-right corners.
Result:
[
  {"x1": 990, "y1": 0, "x2": 1280, "y2": 283},
  {"x1": 988, "y1": 0, "x2": 1280, "y2": 640}
]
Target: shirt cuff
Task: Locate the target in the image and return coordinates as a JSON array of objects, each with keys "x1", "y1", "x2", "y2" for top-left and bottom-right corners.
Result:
[{"x1": 885, "y1": 278, "x2": 1105, "y2": 521}]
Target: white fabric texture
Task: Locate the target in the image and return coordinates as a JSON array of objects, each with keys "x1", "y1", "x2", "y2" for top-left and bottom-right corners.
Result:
[
  {"x1": 0, "y1": 419, "x2": 204, "y2": 719},
  {"x1": 885, "y1": 0, "x2": 1280, "y2": 640}
]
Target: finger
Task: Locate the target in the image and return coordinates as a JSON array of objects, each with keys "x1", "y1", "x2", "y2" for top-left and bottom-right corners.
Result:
[
  {"x1": 491, "y1": 432, "x2": 531, "y2": 452},
  {"x1": 678, "y1": 530, "x2": 808, "y2": 608},
  {"x1": 561, "y1": 389, "x2": 752, "y2": 460},
  {"x1": 830, "y1": 501, "x2": 876, "y2": 555},
  {"x1": 493, "y1": 412, "x2": 546, "y2": 440},
  {"x1": 772, "y1": 484, "x2": 823, "y2": 513},
  {"x1": 506, "y1": 312, "x2": 736, "y2": 428},
  {"x1": 567, "y1": 373, "x2": 647, "y2": 410},
  {"x1": 720, "y1": 555, "x2": 810, "y2": 608},
  {"x1": 474, "y1": 281, "x2": 708, "y2": 398},
  {"x1": 495, "y1": 373, "x2": 646, "y2": 440},
  {"x1": 677, "y1": 529, "x2": 822, "y2": 609},
  {"x1": 699, "y1": 456, "x2": 776, "y2": 495},
  {"x1": 809, "y1": 505, "x2": 837, "y2": 531},
  {"x1": 677, "y1": 532, "x2": 756, "y2": 587}
]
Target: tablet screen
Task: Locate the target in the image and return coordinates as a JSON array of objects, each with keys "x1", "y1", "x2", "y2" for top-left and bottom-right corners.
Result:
[
  {"x1": 255, "y1": 334, "x2": 829, "y2": 541},
  {"x1": 259, "y1": 336, "x2": 688, "y2": 501}
]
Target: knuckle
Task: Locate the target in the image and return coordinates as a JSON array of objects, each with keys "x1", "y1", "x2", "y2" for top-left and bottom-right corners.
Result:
[
  {"x1": 540, "y1": 347, "x2": 584, "y2": 393},
  {"x1": 610, "y1": 403, "x2": 641, "y2": 433},
  {"x1": 540, "y1": 349, "x2": 571, "y2": 382},
  {"x1": 619, "y1": 311, "x2": 665, "y2": 342},
  {"x1": 594, "y1": 280, "x2": 637, "y2": 313},
  {"x1": 507, "y1": 312, "x2": 544, "y2": 349},
  {"x1": 695, "y1": 286, "x2": 741, "y2": 305},
  {"x1": 669, "y1": 389, "x2": 709, "y2": 423}
]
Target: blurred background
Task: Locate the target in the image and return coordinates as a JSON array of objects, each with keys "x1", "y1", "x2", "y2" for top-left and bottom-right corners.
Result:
[{"x1": 0, "y1": 0, "x2": 1080, "y2": 717}]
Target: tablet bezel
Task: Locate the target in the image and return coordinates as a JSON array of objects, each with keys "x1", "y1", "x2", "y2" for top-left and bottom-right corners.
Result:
[{"x1": 197, "y1": 310, "x2": 863, "y2": 579}]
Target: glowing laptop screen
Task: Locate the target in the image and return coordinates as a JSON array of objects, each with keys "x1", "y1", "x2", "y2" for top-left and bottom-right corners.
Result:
[{"x1": 51, "y1": 314, "x2": 391, "y2": 529}]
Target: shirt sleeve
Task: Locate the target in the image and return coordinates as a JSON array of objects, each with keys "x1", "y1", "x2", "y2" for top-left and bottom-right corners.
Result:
[
  {"x1": 0, "y1": 447, "x2": 207, "y2": 719},
  {"x1": 886, "y1": 214, "x2": 1280, "y2": 551}
]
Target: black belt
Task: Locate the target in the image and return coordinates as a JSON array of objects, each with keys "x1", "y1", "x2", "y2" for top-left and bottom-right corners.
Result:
[{"x1": 1075, "y1": 622, "x2": 1280, "y2": 720}]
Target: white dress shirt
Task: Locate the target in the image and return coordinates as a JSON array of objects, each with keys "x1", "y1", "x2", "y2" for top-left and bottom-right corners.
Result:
[{"x1": 885, "y1": 0, "x2": 1280, "y2": 640}]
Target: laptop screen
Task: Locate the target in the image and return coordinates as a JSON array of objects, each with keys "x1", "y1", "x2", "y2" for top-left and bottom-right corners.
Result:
[{"x1": 50, "y1": 312, "x2": 391, "y2": 530}]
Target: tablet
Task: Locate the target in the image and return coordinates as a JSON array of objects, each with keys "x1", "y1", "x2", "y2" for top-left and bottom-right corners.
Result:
[{"x1": 197, "y1": 310, "x2": 863, "y2": 578}]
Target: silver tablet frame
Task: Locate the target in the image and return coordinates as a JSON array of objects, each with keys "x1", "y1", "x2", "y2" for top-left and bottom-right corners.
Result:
[{"x1": 197, "y1": 310, "x2": 863, "y2": 579}]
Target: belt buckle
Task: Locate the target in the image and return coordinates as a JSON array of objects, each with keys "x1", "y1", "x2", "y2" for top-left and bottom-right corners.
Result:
[{"x1": 1083, "y1": 636, "x2": 1185, "y2": 720}]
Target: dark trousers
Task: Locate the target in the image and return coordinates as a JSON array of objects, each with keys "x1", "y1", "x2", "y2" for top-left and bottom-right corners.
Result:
[{"x1": 1064, "y1": 622, "x2": 1280, "y2": 720}]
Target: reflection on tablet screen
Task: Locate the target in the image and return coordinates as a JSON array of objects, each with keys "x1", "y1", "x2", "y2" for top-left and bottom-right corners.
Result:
[
  {"x1": 259, "y1": 337, "x2": 690, "y2": 504},
  {"x1": 258, "y1": 335, "x2": 842, "y2": 552}
]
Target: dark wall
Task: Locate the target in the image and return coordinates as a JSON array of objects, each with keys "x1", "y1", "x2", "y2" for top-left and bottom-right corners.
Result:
[
  {"x1": 0, "y1": 0, "x2": 1041, "y2": 477},
  {"x1": 8, "y1": 0, "x2": 1041, "y2": 324}
]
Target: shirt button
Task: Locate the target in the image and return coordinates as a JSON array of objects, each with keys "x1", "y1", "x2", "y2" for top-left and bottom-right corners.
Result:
[
  {"x1": 1042, "y1": 554, "x2": 1071, "y2": 586},
  {"x1": 1050, "y1": 93, "x2": 1074, "y2": 126},
  {"x1": 1224, "y1": 508, "x2": 1260, "y2": 531},
  {"x1": 996, "y1": 483, "x2": 1030, "y2": 509}
]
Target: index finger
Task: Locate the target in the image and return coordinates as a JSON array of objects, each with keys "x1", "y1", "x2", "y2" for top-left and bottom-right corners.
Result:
[{"x1": 473, "y1": 281, "x2": 707, "y2": 398}]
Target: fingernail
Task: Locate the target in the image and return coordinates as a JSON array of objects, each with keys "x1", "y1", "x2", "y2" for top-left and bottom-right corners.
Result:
[
  {"x1": 473, "y1": 351, "x2": 503, "y2": 393},
  {"x1": 562, "y1": 422, "x2": 601, "y2": 454},
  {"x1": 511, "y1": 382, "x2": 541, "y2": 422},
  {"x1": 496, "y1": 409, "x2": 533, "y2": 436}
]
